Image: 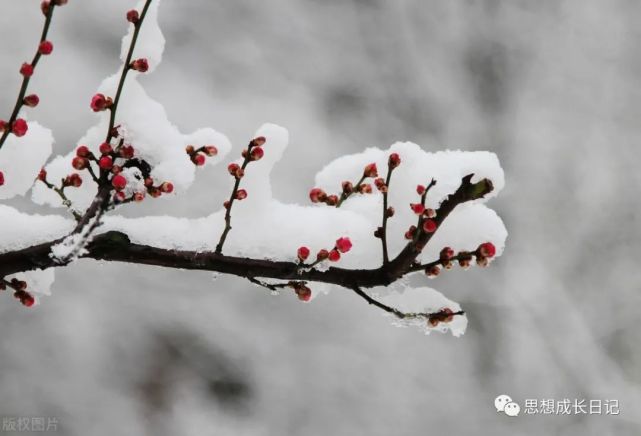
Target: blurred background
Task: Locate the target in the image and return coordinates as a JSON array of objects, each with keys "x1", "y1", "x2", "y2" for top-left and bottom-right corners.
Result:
[{"x1": 1, "y1": 0, "x2": 640, "y2": 435}]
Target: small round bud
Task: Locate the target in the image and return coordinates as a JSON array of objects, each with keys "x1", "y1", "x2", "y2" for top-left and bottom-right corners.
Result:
[
  {"x1": 404, "y1": 225, "x2": 417, "y2": 240},
  {"x1": 76, "y1": 145, "x2": 90, "y2": 157},
  {"x1": 252, "y1": 136, "x2": 266, "y2": 147},
  {"x1": 297, "y1": 246, "x2": 310, "y2": 262},
  {"x1": 422, "y1": 219, "x2": 437, "y2": 233},
  {"x1": 72, "y1": 156, "x2": 88, "y2": 170},
  {"x1": 39, "y1": 40, "x2": 53, "y2": 55},
  {"x1": 410, "y1": 203, "x2": 425, "y2": 215},
  {"x1": 425, "y1": 265, "x2": 440, "y2": 278},
  {"x1": 20, "y1": 63, "x2": 34, "y2": 77},
  {"x1": 234, "y1": 189, "x2": 247, "y2": 200},
  {"x1": 335, "y1": 237, "x2": 352, "y2": 253},
  {"x1": 112, "y1": 174, "x2": 127, "y2": 191},
  {"x1": 295, "y1": 285, "x2": 312, "y2": 302},
  {"x1": 38, "y1": 168, "x2": 47, "y2": 181},
  {"x1": 160, "y1": 182, "x2": 174, "y2": 193},
  {"x1": 440, "y1": 247, "x2": 455, "y2": 260},
  {"x1": 385, "y1": 206, "x2": 395, "y2": 218},
  {"x1": 476, "y1": 256, "x2": 489, "y2": 267},
  {"x1": 416, "y1": 184, "x2": 426, "y2": 195},
  {"x1": 325, "y1": 194, "x2": 339, "y2": 206},
  {"x1": 119, "y1": 145, "x2": 134, "y2": 159},
  {"x1": 133, "y1": 192, "x2": 145, "y2": 202},
  {"x1": 478, "y1": 242, "x2": 496, "y2": 258},
  {"x1": 185, "y1": 145, "x2": 195, "y2": 154},
  {"x1": 316, "y1": 249, "x2": 329, "y2": 261},
  {"x1": 65, "y1": 173, "x2": 82, "y2": 187},
  {"x1": 98, "y1": 156, "x2": 113, "y2": 170},
  {"x1": 388, "y1": 153, "x2": 401, "y2": 168},
  {"x1": 341, "y1": 181, "x2": 353, "y2": 194},
  {"x1": 192, "y1": 153, "x2": 206, "y2": 166},
  {"x1": 424, "y1": 208, "x2": 436, "y2": 218},
  {"x1": 328, "y1": 249, "x2": 341, "y2": 262},
  {"x1": 90, "y1": 93, "x2": 112, "y2": 112},
  {"x1": 126, "y1": 9, "x2": 140, "y2": 23},
  {"x1": 130, "y1": 58, "x2": 149, "y2": 73},
  {"x1": 99, "y1": 142, "x2": 113, "y2": 155},
  {"x1": 23, "y1": 94, "x2": 40, "y2": 107},
  {"x1": 228, "y1": 163, "x2": 241, "y2": 177},
  {"x1": 149, "y1": 187, "x2": 161, "y2": 198},
  {"x1": 250, "y1": 146, "x2": 264, "y2": 161},
  {"x1": 111, "y1": 165, "x2": 122, "y2": 175},
  {"x1": 204, "y1": 145, "x2": 218, "y2": 156},
  {"x1": 309, "y1": 188, "x2": 326, "y2": 203},
  {"x1": 363, "y1": 163, "x2": 378, "y2": 178},
  {"x1": 12, "y1": 118, "x2": 28, "y2": 137},
  {"x1": 358, "y1": 183, "x2": 372, "y2": 194}
]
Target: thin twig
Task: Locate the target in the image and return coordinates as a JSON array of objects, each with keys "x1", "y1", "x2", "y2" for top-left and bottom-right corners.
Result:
[
  {"x1": 336, "y1": 175, "x2": 366, "y2": 208},
  {"x1": 0, "y1": 2, "x2": 60, "y2": 151},
  {"x1": 380, "y1": 162, "x2": 395, "y2": 264}
]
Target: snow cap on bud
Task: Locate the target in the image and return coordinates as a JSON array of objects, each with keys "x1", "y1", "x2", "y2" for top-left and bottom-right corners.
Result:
[
  {"x1": 388, "y1": 153, "x2": 401, "y2": 168},
  {"x1": 422, "y1": 219, "x2": 437, "y2": 233},
  {"x1": 12, "y1": 118, "x2": 28, "y2": 137},
  {"x1": 192, "y1": 153, "x2": 206, "y2": 166},
  {"x1": 328, "y1": 250, "x2": 341, "y2": 262},
  {"x1": 126, "y1": 9, "x2": 140, "y2": 23},
  {"x1": 234, "y1": 189, "x2": 247, "y2": 200},
  {"x1": 309, "y1": 188, "x2": 326, "y2": 203},
  {"x1": 250, "y1": 146, "x2": 264, "y2": 161},
  {"x1": 363, "y1": 163, "x2": 378, "y2": 178},
  {"x1": 131, "y1": 58, "x2": 149, "y2": 73},
  {"x1": 20, "y1": 63, "x2": 34, "y2": 77},
  {"x1": 297, "y1": 246, "x2": 310, "y2": 262},
  {"x1": 204, "y1": 145, "x2": 218, "y2": 156},
  {"x1": 90, "y1": 93, "x2": 112, "y2": 112},
  {"x1": 39, "y1": 40, "x2": 53, "y2": 55},
  {"x1": 478, "y1": 242, "x2": 496, "y2": 258},
  {"x1": 316, "y1": 249, "x2": 329, "y2": 261},
  {"x1": 23, "y1": 94, "x2": 40, "y2": 107},
  {"x1": 335, "y1": 237, "x2": 352, "y2": 253},
  {"x1": 72, "y1": 156, "x2": 88, "y2": 170},
  {"x1": 410, "y1": 203, "x2": 425, "y2": 215},
  {"x1": 112, "y1": 174, "x2": 127, "y2": 190}
]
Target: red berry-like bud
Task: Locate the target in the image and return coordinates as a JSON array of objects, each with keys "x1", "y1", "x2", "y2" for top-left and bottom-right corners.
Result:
[
  {"x1": 250, "y1": 146, "x2": 264, "y2": 161},
  {"x1": 325, "y1": 194, "x2": 339, "y2": 206},
  {"x1": 422, "y1": 219, "x2": 437, "y2": 233},
  {"x1": 426, "y1": 265, "x2": 440, "y2": 278},
  {"x1": 309, "y1": 188, "x2": 326, "y2": 203},
  {"x1": 416, "y1": 184, "x2": 426, "y2": 195},
  {"x1": 38, "y1": 168, "x2": 47, "y2": 181},
  {"x1": 76, "y1": 145, "x2": 90, "y2": 157},
  {"x1": 335, "y1": 237, "x2": 352, "y2": 253},
  {"x1": 341, "y1": 181, "x2": 353, "y2": 194},
  {"x1": 295, "y1": 285, "x2": 312, "y2": 302},
  {"x1": 131, "y1": 58, "x2": 149, "y2": 73},
  {"x1": 111, "y1": 165, "x2": 122, "y2": 175},
  {"x1": 388, "y1": 153, "x2": 401, "y2": 168},
  {"x1": 228, "y1": 163, "x2": 241, "y2": 177},
  {"x1": 204, "y1": 145, "x2": 218, "y2": 156},
  {"x1": 98, "y1": 156, "x2": 113, "y2": 170},
  {"x1": 112, "y1": 174, "x2": 127, "y2": 190},
  {"x1": 440, "y1": 247, "x2": 455, "y2": 260},
  {"x1": 359, "y1": 183, "x2": 372, "y2": 194},
  {"x1": 223, "y1": 200, "x2": 231, "y2": 209},
  {"x1": 144, "y1": 177, "x2": 154, "y2": 187},
  {"x1": 478, "y1": 242, "x2": 496, "y2": 258},
  {"x1": 126, "y1": 9, "x2": 140, "y2": 23},
  {"x1": 149, "y1": 187, "x2": 161, "y2": 198},
  {"x1": 328, "y1": 249, "x2": 341, "y2": 262},
  {"x1": 133, "y1": 192, "x2": 145, "y2": 202},
  {"x1": 65, "y1": 173, "x2": 82, "y2": 187},
  {"x1": 316, "y1": 249, "x2": 329, "y2": 261},
  {"x1": 0, "y1": 171, "x2": 4, "y2": 186},
  {"x1": 72, "y1": 156, "x2": 88, "y2": 170},
  {"x1": 119, "y1": 145, "x2": 134, "y2": 159},
  {"x1": 99, "y1": 142, "x2": 113, "y2": 155},
  {"x1": 410, "y1": 203, "x2": 425, "y2": 215},
  {"x1": 252, "y1": 136, "x2": 266, "y2": 147},
  {"x1": 90, "y1": 93, "x2": 112, "y2": 112},
  {"x1": 20, "y1": 291, "x2": 35, "y2": 307},
  {"x1": 404, "y1": 225, "x2": 417, "y2": 240},
  {"x1": 39, "y1": 40, "x2": 53, "y2": 55},
  {"x1": 192, "y1": 153, "x2": 206, "y2": 166},
  {"x1": 12, "y1": 118, "x2": 28, "y2": 137},
  {"x1": 185, "y1": 145, "x2": 195, "y2": 154},
  {"x1": 363, "y1": 162, "x2": 378, "y2": 178},
  {"x1": 23, "y1": 94, "x2": 40, "y2": 107},
  {"x1": 20, "y1": 63, "x2": 34, "y2": 77},
  {"x1": 386, "y1": 206, "x2": 395, "y2": 217},
  {"x1": 235, "y1": 189, "x2": 247, "y2": 200},
  {"x1": 297, "y1": 246, "x2": 310, "y2": 262},
  {"x1": 160, "y1": 182, "x2": 174, "y2": 193},
  {"x1": 41, "y1": 1, "x2": 50, "y2": 15}
]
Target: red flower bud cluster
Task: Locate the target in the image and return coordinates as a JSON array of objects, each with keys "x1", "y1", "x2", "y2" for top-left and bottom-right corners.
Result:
[
  {"x1": 186, "y1": 144, "x2": 218, "y2": 166},
  {"x1": 6, "y1": 278, "x2": 35, "y2": 308},
  {"x1": 300, "y1": 237, "x2": 353, "y2": 265},
  {"x1": 90, "y1": 93, "x2": 113, "y2": 112},
  {"x1": 428, "y1": 308, "x2": 455, "y2": 327}
]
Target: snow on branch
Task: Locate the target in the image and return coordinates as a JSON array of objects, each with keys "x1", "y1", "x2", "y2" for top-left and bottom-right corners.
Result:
[{"x1": 0, "y1": 0, "x2": 507, "y2": 336}]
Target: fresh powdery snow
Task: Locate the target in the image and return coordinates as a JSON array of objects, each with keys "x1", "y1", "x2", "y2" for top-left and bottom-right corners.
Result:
[{"x1": 1, "y1": 0, "x2": 507, "y2": 334}]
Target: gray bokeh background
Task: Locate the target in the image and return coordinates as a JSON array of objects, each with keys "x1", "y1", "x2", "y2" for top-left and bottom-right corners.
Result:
[{"x1": 1, "y1": 1, "x2": 640, "y2": 435}]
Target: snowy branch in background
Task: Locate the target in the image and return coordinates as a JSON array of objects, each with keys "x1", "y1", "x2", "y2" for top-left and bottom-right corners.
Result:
[{"x1": 0, "y1": 0, "x2": 507, "y2": 336}]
